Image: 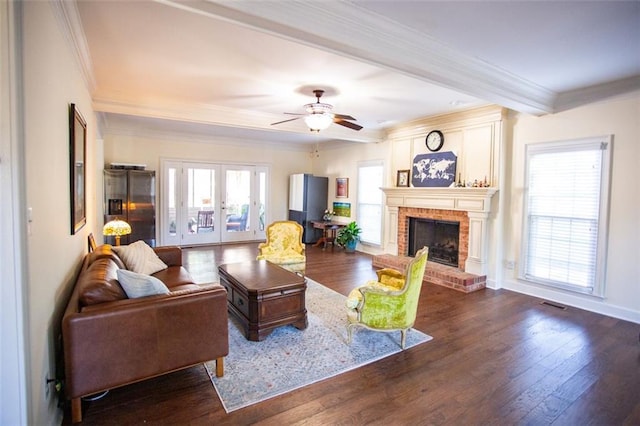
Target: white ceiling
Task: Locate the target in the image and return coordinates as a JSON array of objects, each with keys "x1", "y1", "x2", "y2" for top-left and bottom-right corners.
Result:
[{"x1": 68, "y1": 0, "x2": 640, "y2": 146}]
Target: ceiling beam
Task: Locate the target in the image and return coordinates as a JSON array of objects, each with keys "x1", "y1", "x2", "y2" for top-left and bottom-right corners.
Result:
[{"x1": 163, "y1": 0, "x2": 556, "y2": 115}]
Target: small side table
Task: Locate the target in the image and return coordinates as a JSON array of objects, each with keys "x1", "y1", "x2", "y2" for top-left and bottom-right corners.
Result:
[{"x1": 311, "y1": 221, "x2": 346, "y2": 250}]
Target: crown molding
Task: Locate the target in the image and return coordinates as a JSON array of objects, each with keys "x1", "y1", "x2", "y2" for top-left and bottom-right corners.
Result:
[
  {"x1": 554, "y1": 75, "x2": 640, "y2": 113},
  {"x1": 386, "y1": 105, "x2": 506, "y2": 140},
  {"x1": 50, "y1": 0, "x2": 95, "y2": 92},
  {"x1": 103, "y1": 117, "x2": 315, "y2": 153},
  {"x1": 94, "y1": 96, "x2": 384, "y2": 144},
  {"x1": 171, "y1": 0, "x2": 556, "y2": 115}
]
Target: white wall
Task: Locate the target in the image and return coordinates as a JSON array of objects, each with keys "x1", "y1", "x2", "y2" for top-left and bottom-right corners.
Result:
[
  {"x1": 312, "y1": 140, "x2": 392, "y2": 254},
  {"x1": 503, "y1": 93, "x2": 640, "y2": 322},
  {"x1": 103, "y1": 133, "x2": 312, "y2": 224},
  {"x1": 21, "y1": 2, "x2": 100, "y2": 424}
]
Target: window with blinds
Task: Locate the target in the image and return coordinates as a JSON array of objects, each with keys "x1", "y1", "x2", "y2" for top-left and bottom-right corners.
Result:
[
  {"x1": 521, "y1": 136, "x2": 612, "y2": 296},
  {"x1": 357, "y1": 161, "x2": 384, "y2": 246}
]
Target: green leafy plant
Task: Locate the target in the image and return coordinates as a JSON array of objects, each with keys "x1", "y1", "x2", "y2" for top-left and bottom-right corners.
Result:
[{"x1": 336, "y1": 221, "x2": 362, "y2": 250}]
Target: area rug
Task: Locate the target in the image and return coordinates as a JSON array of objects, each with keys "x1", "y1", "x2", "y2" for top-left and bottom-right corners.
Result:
[{"x1": 205, "y1": 278, "x2": 433, "y2": 412}]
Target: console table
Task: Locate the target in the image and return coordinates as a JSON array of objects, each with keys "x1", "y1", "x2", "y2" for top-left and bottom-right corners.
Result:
[{"x1": 311, "y1": 221, "x2": 346, "y2": 250}]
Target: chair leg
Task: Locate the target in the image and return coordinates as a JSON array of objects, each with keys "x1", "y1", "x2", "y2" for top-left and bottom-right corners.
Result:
[
  {"x1": 400, "y1": 329, "x2": 407, "y2": 349},
  {"x1": 71, "y1": 397, "x2": 82, "y2": 423},
  {"x1": 346, "y1": 324, "x2": 354, "y2": 344},
  {"x1": 216, "y1": 356, "x2": 224, "y2": 377}
]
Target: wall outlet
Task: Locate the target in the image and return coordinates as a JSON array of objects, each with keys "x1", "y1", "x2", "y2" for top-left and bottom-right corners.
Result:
[{"x1": 505, "y1": 260, "x2": 516, "y2": 270}]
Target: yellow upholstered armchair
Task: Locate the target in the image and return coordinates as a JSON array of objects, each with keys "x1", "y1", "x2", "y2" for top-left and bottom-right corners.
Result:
[
  {"x1": 257, "y1": 220, "x2": 306, "y2": 275},
  {"x1": 346, "y1": 246, "x2": 429, "y2": 349}
]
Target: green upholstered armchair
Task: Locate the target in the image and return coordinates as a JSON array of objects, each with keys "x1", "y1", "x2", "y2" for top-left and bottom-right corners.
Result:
[
  {"x1": 257, "y1": 220, "x2": 306, "y2": 275},
  {"x1": 346, "y1": 246, "x2": 429, "y2": 349}
]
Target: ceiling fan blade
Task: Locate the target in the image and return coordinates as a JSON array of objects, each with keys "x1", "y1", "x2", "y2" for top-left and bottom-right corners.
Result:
[
  {"x1": 271, "y1": 117, "x2": 301, "y2": 126},
  {"x1": 283, "y1": 112, "x2": 305, "y2": 116},
  {"x1": 334, "y1": 119, "x2": 363, "y2": 131},
  {"x1": 333, "y1": 113, "x2": 356, "y2": 121}
]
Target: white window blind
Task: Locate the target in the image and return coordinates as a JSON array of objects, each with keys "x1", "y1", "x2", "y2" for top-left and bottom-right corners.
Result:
[
  {"x1": 357, "y1": 161, "x2": 384, "y2": 245},
  {"x1": 522, "y1": 137, "x2": 611, "y2": 296}
]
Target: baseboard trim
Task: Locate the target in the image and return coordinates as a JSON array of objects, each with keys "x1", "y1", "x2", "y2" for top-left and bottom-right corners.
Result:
[{"x1": 502, "y1": 278, "x2": 640, "y2": 324}]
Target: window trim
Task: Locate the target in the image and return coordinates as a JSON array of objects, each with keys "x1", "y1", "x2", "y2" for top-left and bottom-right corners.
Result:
[{"x1": 520, "y1": 135, "x2": 612, "y2": 297}]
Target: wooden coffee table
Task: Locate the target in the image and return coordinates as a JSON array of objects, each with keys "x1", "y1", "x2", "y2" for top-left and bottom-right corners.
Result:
[{"x1": 218, "y1": 260, "x2": 308, "y2": 341}]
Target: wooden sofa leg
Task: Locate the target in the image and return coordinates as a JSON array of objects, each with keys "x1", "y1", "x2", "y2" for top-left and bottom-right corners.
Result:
[
  {"x1": 71, "y1": 397, "x2": 82, "y2": 423},
  {"x1": 215, "y1": 357, "x2": 224, "y2": 377}
]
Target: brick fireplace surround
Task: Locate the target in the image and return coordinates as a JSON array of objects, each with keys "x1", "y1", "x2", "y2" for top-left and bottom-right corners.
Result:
[
  {"x1": 375, "y1": 187, "x2": 497, "y2": 293},
  {"x1": 398, "y1": 207, "x2": 469, "y2": 270}
]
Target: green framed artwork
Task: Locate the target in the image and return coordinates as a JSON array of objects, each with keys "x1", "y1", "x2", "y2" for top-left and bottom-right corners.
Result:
[{"x1": 333, "y1": 202, "x2": 351, "y2": 217}]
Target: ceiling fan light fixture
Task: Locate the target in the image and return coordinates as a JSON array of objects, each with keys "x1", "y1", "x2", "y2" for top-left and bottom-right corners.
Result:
[
  {"x1": 304, "y1": 112, "x2": 334, "y2": 131},
  {"x1": 304, "y1": 102, "x2": 333, "y2": 115},
  {"x1": 271, "y1": 89, "x2": 360, "y2": 132}
]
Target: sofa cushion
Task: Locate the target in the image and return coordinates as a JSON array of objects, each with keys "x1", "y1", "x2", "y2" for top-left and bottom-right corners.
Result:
[
  {"x1": 113, "y1": 241, "x2": 168, "y2": 275},
  {"x1": 88, "y1": 244, "x2": 126, "y2": 269},
  {"x1": 116, "y1": 269, "x2": 170, "y2": 298},
  {"x1": 151, "y1": 266, "x2": 196, "y2": 289},
  {"x1": 78, "y1": 258, "x2": 127, "y2": 307}
]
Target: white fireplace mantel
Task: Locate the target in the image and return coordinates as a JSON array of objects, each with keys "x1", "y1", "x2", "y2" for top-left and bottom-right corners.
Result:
[
  {"x1": 380, "y1": 187, "x2": 498, "y2": 213},
  {"x1": 380, "y1": 187, "x2": 498, "y2": 275}
]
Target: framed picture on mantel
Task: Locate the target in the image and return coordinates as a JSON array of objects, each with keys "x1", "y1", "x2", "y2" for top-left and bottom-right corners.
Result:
[{"x1": 397, "y1": 169, "x2": 410, "y2": 187}]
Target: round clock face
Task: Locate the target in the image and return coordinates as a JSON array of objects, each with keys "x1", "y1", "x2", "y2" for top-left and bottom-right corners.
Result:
[{"x1": 426, "y1": 130, "x2": 444, "y2": 152}]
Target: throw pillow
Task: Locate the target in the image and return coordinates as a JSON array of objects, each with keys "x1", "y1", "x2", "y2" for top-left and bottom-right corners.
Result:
[
  {"x1": 116, "y1": 269, "x2": 170, "y2": 299},
  {"x1": 113, "y1": 240, "x2": 168, "y2": 275}
]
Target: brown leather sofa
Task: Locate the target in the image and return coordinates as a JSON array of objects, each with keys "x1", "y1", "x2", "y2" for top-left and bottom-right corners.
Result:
[{"x1": 62, "y1": 244, "x2": 228, "y2": 423}]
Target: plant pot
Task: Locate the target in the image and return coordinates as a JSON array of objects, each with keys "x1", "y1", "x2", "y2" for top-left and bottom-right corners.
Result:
[{"x1": 344, "y1": 239, "x2": 357, "y2": 253}]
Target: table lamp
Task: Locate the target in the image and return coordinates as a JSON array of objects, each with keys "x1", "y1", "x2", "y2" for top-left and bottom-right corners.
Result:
[{"x1": 103, "y1": 219, "x2": 131, "y2": 246}]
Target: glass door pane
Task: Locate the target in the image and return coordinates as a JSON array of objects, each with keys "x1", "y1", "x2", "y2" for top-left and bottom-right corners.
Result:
[
  {"x1": 182, "y1": 164, "x2": 220, "y2": 245},
  {"x1": 160, "y1": 162, "x2": 181, "y2": 246},
  {"x1": 256, "y1": 166, "x2": 268, "y2": 240},
  {"x1": 168, "y1": 167, "x2": 177, "y2": 238},
  {"x1": 222, "y1": 167, "x2": 252, "y2": 242}
]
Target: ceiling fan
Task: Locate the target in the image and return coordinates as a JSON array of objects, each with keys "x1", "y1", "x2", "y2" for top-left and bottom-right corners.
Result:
[{"x1": 271, "y1": 89, "x2": 363, "y2": 132}]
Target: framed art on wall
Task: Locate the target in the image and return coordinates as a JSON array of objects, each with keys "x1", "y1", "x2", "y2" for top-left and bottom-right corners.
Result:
[
  {"x1": 69, "y1": 103, "x2": 87, "y2": 234},
  {"x1": 333, "y1": 202, "x2": 351, "y2": 217},
  {"x1": 396, "y1": 169, "x2": 410, "y2": 187},
  {"x1": 411, "y1": 151, "x2": 457, "y2": 188},
  {"x1": 336, "y1": 177, "x2": 349, "y2": 198}
]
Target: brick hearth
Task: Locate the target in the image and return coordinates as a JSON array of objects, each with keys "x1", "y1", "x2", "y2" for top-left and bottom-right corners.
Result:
[{"x1": 372, "y1": 254, "x2": 486, "y2": 293}]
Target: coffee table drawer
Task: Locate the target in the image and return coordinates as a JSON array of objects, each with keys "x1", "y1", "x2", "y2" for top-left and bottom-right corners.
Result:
[
  {"x1": 232, "y1": 291, "x2": 249, "y2": 317},
  {"x1": 219, "y1": 281, "x2": 233, "y2": 302},
  {"x1": 260, "y1": 291, "x2": 304, "y2": 320}
]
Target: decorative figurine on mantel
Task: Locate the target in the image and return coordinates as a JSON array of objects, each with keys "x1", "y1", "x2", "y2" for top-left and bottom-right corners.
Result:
[{"x1": 456, "y1": 175, "x2": 490, "y2": 188}]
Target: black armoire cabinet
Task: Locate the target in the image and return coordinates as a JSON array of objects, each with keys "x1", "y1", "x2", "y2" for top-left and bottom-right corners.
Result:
[{"x1": 104, "y1": 169, "x2": 156, "y2": 246}]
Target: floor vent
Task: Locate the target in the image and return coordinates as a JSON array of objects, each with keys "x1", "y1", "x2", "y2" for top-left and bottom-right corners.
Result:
[{"x1": 541, "y1": 301, "x2": 567, "y2": 310}]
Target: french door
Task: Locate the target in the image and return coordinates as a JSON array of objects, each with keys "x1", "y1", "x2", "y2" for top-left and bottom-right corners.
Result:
[{"x1": 160, "y1": 160, "x2": 268, "y2": 246}]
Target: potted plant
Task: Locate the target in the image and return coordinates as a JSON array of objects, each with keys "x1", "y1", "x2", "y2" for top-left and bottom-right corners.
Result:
[{"x1": 336, "y1": 221, "x2": 362, "y2": 253}]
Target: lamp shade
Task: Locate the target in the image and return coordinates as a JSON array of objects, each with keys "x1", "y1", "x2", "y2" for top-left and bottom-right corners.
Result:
[
  {"x1": 103, "y1": 219, "x2": 131, "y2": 237},
  {"x1": 304, "y1": 101, "x2": 334, "y2": 132},
  {"x1": 304, "y1": 113, "x2": 334, "y2": 132}
]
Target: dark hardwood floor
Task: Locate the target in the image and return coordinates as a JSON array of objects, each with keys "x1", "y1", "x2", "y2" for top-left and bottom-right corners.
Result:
[{"x1": 63, "y1": 243, "x2": 640, "y2": 425}]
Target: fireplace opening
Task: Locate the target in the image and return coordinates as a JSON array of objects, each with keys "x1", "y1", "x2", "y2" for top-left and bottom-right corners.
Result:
[{"x1": 408, "y1": 218, "x2": 460, "y2": 267}]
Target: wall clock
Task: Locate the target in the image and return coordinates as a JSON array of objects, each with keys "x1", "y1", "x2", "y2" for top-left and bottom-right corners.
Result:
[{"x1": 425, "y1": 130, "x2": 444, "y2": 152}]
